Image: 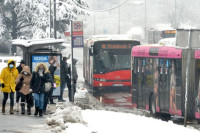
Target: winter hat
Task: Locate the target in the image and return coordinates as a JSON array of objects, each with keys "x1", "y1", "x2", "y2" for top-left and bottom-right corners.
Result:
[
  {"x1": 9, "y1": 61, "x2": 15, "y2": 65},
  {"x1": 20, "y1": 60, "x2": 26, "y2": 64}
]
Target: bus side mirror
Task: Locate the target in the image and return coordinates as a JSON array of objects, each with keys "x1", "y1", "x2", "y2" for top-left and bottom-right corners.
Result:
[{"x1": 89, "y1": 48, "x2": 93, "y2": 56}]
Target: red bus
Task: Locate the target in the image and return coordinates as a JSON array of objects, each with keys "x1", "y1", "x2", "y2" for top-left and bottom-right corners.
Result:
[
  {"x1": 131, "y1": 45, "x2": 200, "y2": 120},
  {"x1": 83, "y1": 35, "x2": 140, "y2": 90}
]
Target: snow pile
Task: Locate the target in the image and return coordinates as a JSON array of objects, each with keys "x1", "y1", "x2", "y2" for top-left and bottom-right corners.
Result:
[
  {"x1": 46, "y1": 103, "x2": 86, "y2": 132},
  {"x1": 78, "y1": 110, "x2": 199, "y2": 133}
]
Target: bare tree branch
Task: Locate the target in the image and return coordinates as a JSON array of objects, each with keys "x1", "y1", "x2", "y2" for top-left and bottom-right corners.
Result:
[
  {"x1": 18, "y1": 23, "x2": 32, "y2": 30},
  {"x1": 17, "y1": 19, "x2": 26, "y2": 29}
]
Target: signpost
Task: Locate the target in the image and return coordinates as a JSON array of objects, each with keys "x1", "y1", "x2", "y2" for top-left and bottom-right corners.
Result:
[
  {"x1": 69, "y1": 20, "x2": 84, "y2": 102},
  {"x1": 72, "y1": 21, "x2": 84, "y2": 47}
]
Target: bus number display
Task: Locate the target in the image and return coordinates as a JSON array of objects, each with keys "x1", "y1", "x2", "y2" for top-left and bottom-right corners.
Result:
[
  {"x1": 164, "y1": 30, "x2": 176, "y2": 34},
  {"x1": 101, "y1": 44, "x2": 131, "y2": 49}
]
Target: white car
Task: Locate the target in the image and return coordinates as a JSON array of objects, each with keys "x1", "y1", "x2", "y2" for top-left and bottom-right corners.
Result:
[{"x1": 158, "y1": 38, "x2": 176, "y2": 47}]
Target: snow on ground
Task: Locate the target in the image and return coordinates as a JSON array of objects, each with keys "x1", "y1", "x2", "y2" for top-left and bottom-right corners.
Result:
[
  {"x1": 43, "y1": 45, "x2": 200, "y2": 133},
  {"x1": 45, "y1": 88, "x2": 200, "y2": 133}
]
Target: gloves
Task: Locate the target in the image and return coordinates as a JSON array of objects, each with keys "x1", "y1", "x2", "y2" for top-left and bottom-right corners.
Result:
[
  {"x1": 39, "y1": 73, "x2": 43, "y2": 77},
  {"x1": 1, "y1": 83, "x2": 5, "y2": 88},
  {"x1": 20, "y1": 77, "x2": 24, "y2": 81}
]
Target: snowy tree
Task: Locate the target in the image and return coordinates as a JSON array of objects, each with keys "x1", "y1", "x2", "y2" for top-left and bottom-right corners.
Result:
[
  {"x1": 0, "y1": 0, "x2": 89, "y2": 39},
  {"x1": 0, "y1": 15, "x2": 6, "y2": 38}
]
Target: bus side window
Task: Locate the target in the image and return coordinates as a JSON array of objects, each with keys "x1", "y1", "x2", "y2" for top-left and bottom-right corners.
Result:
[
  {"x1": 145, "y1": 59, "x2": 153, "y2": 87},
  {"x1": 174, "y1": 59, "x2": 181, "y2": 86}
]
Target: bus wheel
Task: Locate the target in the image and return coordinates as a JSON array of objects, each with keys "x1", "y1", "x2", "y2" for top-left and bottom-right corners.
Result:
[{"x1": 150, "y1": 95, "x2": 156, "y2": 116}]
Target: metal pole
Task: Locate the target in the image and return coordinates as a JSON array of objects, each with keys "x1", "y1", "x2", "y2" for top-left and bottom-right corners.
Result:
[
  {"x1": 118, "y1": 0, "x2": 120, "y2": 34},
  {"x1": 175, "y1": 0, "x2": 176, "y2": 27},
  {"x1": 94, "y1": 12, "x2": 96, "y2": 35},
  {"x1": 70, "y1": 20, "x2": 74, "y2": 102},
  {"x1": 53, "y1": 0, "x2": 57, "y2": 39},
  {"x1": 144, "y1": 0, "x2": 147, "y2": 42},
  {"x1": 49, "y1": 0, "x2": 52, "y2": 38},
  {"x1": 93, "y1": 0, "x2": 95, "y2": 35},
  {"x1": 184, "y1": 30, "x2": 192, "y2": 127}
]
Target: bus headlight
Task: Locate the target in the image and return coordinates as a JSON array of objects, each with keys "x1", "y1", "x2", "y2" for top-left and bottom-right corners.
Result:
[
  {"x1": 94, "y1": 78, "x2": 106, "y2": 82},
  {"x1": 99, "y1": 78, "x2": 106, "y2": 82}
]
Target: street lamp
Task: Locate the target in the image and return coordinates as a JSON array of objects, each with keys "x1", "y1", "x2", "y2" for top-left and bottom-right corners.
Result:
[
  {"x1": 49, "y1": 0, "x2": 59, "y2": 39},
  {"x1": 53, "y1": 0, "x2": 57, "y2": 39}
]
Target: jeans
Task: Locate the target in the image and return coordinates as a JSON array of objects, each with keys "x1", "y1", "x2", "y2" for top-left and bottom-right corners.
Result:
[
  {"x1": 43, "y1": 92, "x2": 49, "y2": 112},
  {"x1": 59, "y1": 82, "x2": 66, "y2": 100},
  {"x1": 34, "y1": 93, "x2": 45, "y2": 110},
  {"x1": 3, "y1": 92, "x2": 14, "y2": 107}
]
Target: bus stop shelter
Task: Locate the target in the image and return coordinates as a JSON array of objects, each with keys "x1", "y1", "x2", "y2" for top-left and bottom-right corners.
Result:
[
  {"x1": 12, "y1": 38, "x2": 64, "y2": 97},
  {"x1": 12, "y1": 38, "x2": 64, "y2": 66}
]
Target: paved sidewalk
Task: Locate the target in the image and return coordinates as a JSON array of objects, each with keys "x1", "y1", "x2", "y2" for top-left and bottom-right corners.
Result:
[{"x1": 0, "y1": 89, "x2": 69, "y2": 133}]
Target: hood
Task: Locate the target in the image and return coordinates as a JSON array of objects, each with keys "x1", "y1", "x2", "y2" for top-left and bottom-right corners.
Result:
[
  {"x1": 21, "y1": 66, "x2": 31, "y2": 74},
  {"x1": 72, "y1": 58, "x2": 78, "y2": 65},
  {"x1": 7, "y1": 59, "x2": 16, "y2": 68},
  {"x1": 35, "y1": 62, "x2": 49, "y2": 73}
]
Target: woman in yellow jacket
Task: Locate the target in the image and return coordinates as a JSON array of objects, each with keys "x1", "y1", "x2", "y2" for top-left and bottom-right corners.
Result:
[{"x1": 0, "y1": 60, "x2": 18, "y2": 114}]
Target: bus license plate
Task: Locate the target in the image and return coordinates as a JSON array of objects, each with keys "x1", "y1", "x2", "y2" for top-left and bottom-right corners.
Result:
[{"x1": 112, "y1": 84, "x2": 124, "y2": 87}]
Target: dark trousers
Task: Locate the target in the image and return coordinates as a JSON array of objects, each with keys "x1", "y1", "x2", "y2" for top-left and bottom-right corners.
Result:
[
  {"x1": 3, "y1": 92, "x2": 14, "y2": 107},
  {"x1": 68, "y1": 81, "x2": 76, "y2": 102},
  {"x1": 43, "y1": 92, "x2": 49, "y2": 112},
  {"x1": 59, "y1": 82, "x2": 66, "y2": 100},
  {"x1": 48, "y1": 87, "x2": 54, "y2": 103},
  {"x1": 16, "y1": 91, "x2": 20, "y2": 103},
  {"x1": 20, "y1": 93, "x2": 30, "y2": 104}
]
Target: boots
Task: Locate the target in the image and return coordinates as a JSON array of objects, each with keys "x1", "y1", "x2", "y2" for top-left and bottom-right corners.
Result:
[
  {"x1": 27, "y1": 105, "x2": 31, "y2": 115},
  {"x1": 39, "y1": 109, "x2": 43, "y2": 117},
  {"x1": 10, "y1": 106, "x2": 14, "y2": 114},
  {"x1": 2, "y1": 105, "x2": 5, "y2": 114},
  {"x1": 34, "y1": 107, "x2": 39, "y2": 116},
  {"x1": 21, "y1": 103, "x2": 25, "y2": 115},
  {"x1": 50, "y1": 98, "x2": 56, "y2": 104}
]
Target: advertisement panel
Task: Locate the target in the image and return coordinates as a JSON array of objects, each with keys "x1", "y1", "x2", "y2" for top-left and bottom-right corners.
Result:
[{"x1": 31, "y1": 54, "x2": 61, "y2": 97}]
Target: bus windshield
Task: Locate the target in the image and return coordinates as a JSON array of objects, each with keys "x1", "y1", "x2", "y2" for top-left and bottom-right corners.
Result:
[{"x1": 94, "y1": 50, "x2": 130, "y2": 73}]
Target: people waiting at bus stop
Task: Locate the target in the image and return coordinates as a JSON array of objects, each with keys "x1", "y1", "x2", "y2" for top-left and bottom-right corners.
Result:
[
  {"x1": 67, "y1": 58, "x2": 78, "y2": 102},
  {"x1": 31, "y1": 63, "x2": 52, "y2": 117},
  {"x1": 16, "y1": 65, "x2": 33, "y2": 115},
  {"x1": 0, "y1": 60, "x2": 19, "y2": 114},
  {"x1": 59, "y1": 56, "x2": 69, "y2": 102},
  {"x1": 15, "y1": 59, "x2": 26, "y2": 112}
]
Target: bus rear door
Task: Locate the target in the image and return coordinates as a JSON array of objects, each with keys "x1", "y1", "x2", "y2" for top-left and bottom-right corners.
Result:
[{"x1": 159, "y1": 59, "x2": 170, "y2": 113}]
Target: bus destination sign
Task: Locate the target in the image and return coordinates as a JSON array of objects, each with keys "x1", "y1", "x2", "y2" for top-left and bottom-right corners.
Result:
[{"x1": 101, "y1": 44, "x2": 132, "y2": 49}]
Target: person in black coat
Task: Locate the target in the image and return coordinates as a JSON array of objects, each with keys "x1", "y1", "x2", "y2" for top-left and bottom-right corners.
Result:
[
  {"x1": 30, "y1": 63, "x2": 52, "y2": 117},
  {"x1": 67, "y1": 58, "x2": 78, "y2": 102},
  {"x1": 48, "y1": 56, "x2": 59, "y2": 104},
  {"x1": 58, "y1": 57, "x2": 69, "y2": 102}
]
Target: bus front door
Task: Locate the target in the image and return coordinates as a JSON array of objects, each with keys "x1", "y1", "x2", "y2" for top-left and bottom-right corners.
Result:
[
  {"x1": 136, "y1": 58, "x2": 146, "y2": 109},
  {"x1": 159, "y1": 59, "x2": 170, "y2": 113}
]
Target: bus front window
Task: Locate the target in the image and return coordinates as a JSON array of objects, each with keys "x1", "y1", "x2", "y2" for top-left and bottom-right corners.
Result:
[
  {"x1": 110, "y1": 54, "x2": 130, "y2": 70},
  {"x1": 95, "y1": 51, "x2": 111, "y2": 73},
  {"x1": 94, "y1": 50, "x2": 131, "y2": 73}
]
